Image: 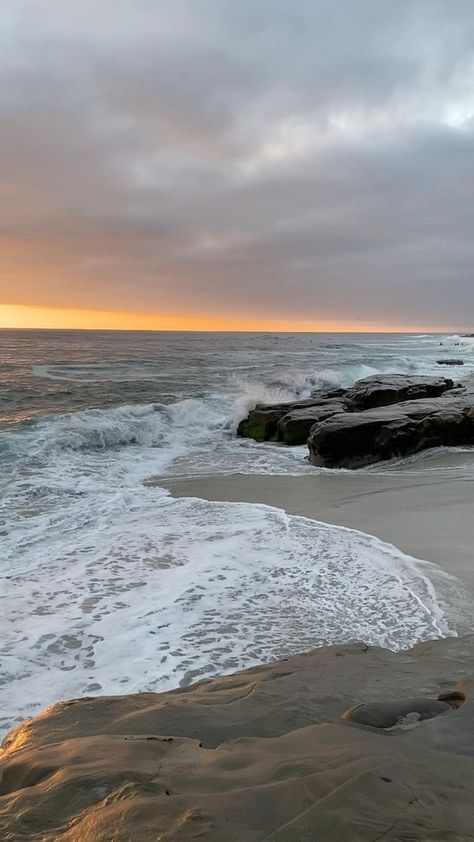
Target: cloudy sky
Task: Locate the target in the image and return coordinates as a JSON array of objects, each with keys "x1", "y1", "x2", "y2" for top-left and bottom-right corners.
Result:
[{"x1": 2, "y1": 0, "x2": 474, "y2": 330}]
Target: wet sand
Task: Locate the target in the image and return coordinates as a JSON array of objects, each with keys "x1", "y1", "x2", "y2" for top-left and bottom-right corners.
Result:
[{"x1": 161, "y1": 451, "x2": 474, "y2": 592}]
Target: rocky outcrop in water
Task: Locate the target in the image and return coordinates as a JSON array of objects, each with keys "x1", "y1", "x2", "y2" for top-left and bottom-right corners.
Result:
[
  {"x1": 308, "y1": 388, "x2": 474, "y2": 468},
  {"x1": 276, "y1": 400, "x2": 347, "y2": 445},
  {"x1": 1, "y1": 636, "x2": 474, "y2": 840},
  {"x1": 237, "y1": 375, "x2": 454, "y2": 446},
  {"x1": 236, "y1": 388, "x2": 347, "y2": 443},
  {"x1": 344, "y1": 373, "x2": 454, "y2": 409}
]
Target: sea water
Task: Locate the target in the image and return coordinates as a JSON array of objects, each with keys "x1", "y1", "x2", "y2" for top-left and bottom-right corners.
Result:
[{"x1": 1, "y1": 330, "x2": 473, "y2": 734}]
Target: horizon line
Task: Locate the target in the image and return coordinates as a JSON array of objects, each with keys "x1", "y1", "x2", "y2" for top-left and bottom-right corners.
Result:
[{"x1": 0, "y1": 326, "x2": 463, "y2": 335}]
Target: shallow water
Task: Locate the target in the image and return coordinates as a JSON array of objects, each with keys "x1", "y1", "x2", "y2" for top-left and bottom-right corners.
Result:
[{"x1": 1, "y1": 329, "x2": 473, "y2": 734}]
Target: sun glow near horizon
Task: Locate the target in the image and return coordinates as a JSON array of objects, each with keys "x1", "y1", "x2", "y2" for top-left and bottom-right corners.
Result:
[{"x1": 0, "y1": 304, "x2": 456, "y2": 333}]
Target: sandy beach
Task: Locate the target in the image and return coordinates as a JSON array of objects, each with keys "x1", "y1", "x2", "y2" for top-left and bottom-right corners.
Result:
[{"x1": 161, "y1": 450, "x2": 474, "y2": 593}]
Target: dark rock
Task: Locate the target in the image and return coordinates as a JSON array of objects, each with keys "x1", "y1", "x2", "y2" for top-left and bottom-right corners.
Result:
[
  {"x1": 237, "y1": 389, "x2": 347, "y2": 443},
  {"x1": 308, "y1": 389, "x2": 474, "y2": 468},
  {"x1": 238, "y1": 376, "x2": 455, "y2": 445},
  {"x1": 436, "y1": 359, "x2": 464, "y2": 366},
  {"x1": 237, "y1": 403, "x2": 293, "y2": 441},
  {"x1": 345, "y1": 374, "x2": 454, "y2": 410},
  {"x1": 278, "y1": 400, "x2": 347, "y2": 445}
]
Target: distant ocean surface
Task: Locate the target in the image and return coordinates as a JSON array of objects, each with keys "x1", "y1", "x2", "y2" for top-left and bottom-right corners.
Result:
[{"x1": 1, "y1": 329, "x2": 473, "y2": 734}]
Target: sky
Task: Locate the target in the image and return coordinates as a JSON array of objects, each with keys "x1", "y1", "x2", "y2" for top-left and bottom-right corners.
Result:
[{"x1": 1, "y1": 0, "x2": 474, "y2": 331}]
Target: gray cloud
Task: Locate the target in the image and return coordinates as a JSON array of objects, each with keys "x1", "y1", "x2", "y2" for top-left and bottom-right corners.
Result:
[{"x1": 2, "y1": 0, "x2": 474, "y2": 326}]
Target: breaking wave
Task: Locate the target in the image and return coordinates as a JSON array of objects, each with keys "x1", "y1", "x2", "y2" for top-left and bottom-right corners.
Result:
[{"x1": 3, "y1": 399, "x2": 225, "y2": 456}]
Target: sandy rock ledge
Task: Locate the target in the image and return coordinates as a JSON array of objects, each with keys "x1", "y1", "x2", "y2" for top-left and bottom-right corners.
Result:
[{"x1": 2, "y1": 636, "x2": 474, "y2": 840}]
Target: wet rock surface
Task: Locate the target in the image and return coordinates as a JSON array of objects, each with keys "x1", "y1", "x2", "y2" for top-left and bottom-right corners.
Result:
[
  {"x1": 277, "y1": 399, "x2": 347, "y2": 445},
  {"x1": 236, "y1": 388, "x2": 346, "y2": 443},
  {"x1": 238, "y1": 375, "x2": 456, "y2": 448},
  {"x1": 344, "y1": 374, "x2": 454, "y2": 410},
  {"x1": 308, "y1": 388, "x2": 474, "y2": 468}
]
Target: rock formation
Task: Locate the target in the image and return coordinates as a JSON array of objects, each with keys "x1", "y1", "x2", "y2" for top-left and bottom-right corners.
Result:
[
  {"x1": 2, "y1": 636, "x2": 474, "y2": 840},
  {"x1": 308, "y1": 388, "x2": 474, "y2": 468},
  {"x1": 237, "y1": 389, "x2": 346, "y2": 443},
  {"x1": 238, "y1": 375, "x2": 455, "y2": 448}
]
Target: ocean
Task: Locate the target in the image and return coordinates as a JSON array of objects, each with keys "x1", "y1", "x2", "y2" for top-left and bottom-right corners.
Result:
[{"x1": 1, "y1": 329, "x2": 473, "y2": 735}]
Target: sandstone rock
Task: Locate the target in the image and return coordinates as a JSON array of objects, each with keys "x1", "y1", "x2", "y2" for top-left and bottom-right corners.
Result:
[
  {"x1": 341, "y1": 697, "x2": 457, "y2": 729},
  {"x1": 2, "y1": 638, "x2": 474, "y2": 840}
]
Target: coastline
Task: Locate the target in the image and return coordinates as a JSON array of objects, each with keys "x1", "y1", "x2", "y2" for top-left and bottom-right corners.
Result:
[
  {"x1": 4, "y1": 346, "x2": 474, "y2": 836},
  {"x1": 160, "y1": 450, "x2": 474, "y2": 593},
  {"x1": 4, "y1": 439, "x2": 474, "y2": 838}
]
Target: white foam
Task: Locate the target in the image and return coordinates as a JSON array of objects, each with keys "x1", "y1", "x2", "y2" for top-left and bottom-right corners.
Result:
[
  {"x1": 230, "y1": 378, "x2": 297, "y2": 430},
  {"x1": 0, "y1": 453, "x2": 465, "y2": 736}
]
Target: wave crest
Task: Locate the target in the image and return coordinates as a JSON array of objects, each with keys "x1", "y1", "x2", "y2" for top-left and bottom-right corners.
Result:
[{"x1": 6, "y1": 399, "x2": 224, "y2": 457}]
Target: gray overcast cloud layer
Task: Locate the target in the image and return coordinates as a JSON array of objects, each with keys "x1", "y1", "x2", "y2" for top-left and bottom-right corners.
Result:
[{"x1": 1, "y1": 0, "x2": 474, "y2": 327}]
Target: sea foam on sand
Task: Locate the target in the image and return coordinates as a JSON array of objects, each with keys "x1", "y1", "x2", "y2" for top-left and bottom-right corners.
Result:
[{"x1": 1, "y1": 483, "x2": 463, "y2": 737}]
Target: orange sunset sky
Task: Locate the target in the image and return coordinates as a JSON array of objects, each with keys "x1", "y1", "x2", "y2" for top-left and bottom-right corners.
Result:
[
  {"x1": 0, "y1": 304, "x2": 459, "y2": 333},
  {"x1": 2, "y1": 2, "x2": 474, "y2": 332}
]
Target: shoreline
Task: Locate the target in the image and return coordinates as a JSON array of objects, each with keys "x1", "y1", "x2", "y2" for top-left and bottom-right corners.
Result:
[
  {"x1": 159, "y1": 452, "x2": 474, "y2": 593},
  {"x1": 4, "y1": 433, "x2": 474, "y2": 837}
]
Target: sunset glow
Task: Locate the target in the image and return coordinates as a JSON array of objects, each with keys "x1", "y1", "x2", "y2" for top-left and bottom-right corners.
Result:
[
  {"x1": 2, "y1": 2, "x2": 474, "y2": 329},
  {"x1": 0, "y1": 304, "x2": 452, "y2": 333}
]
